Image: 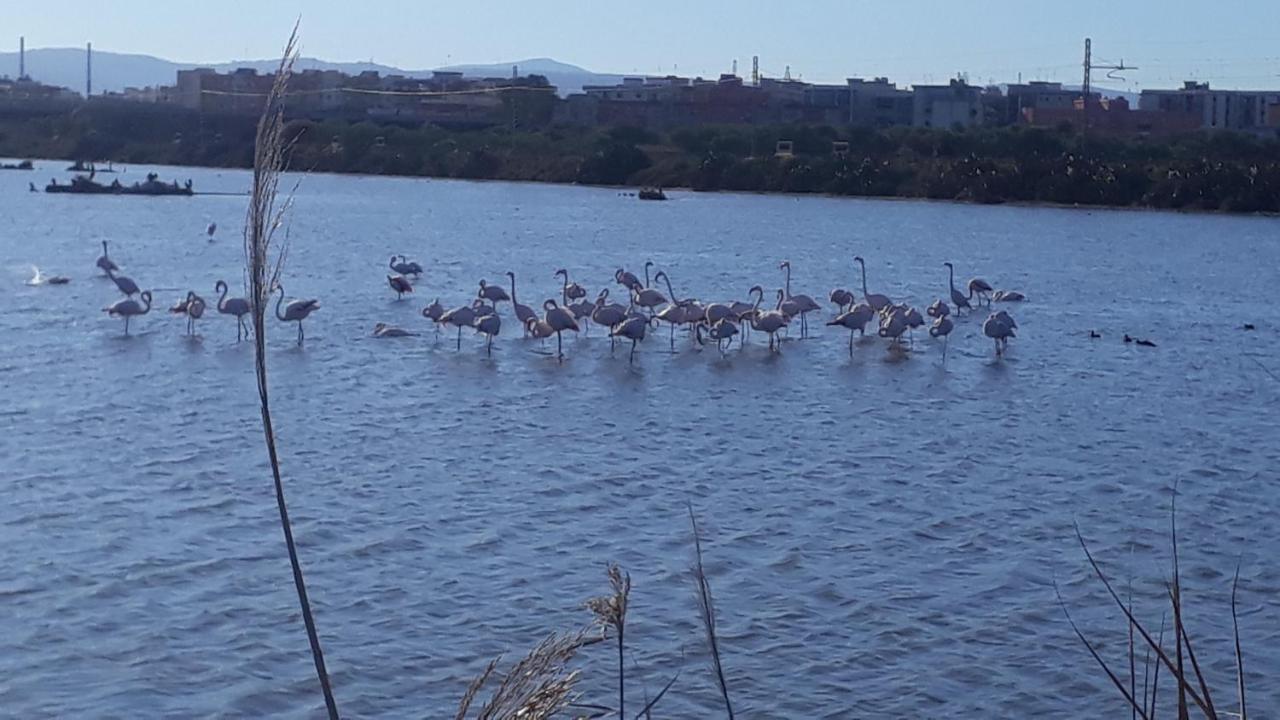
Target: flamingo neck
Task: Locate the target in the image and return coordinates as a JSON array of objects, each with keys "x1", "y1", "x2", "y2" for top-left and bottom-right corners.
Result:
[
  {"x1": 509, "y1": 275, "x2": 518, "y2": 303},
  {"x1": 274, "y1": 286, "x2": 287, "y2": 320},
  {"x1": 859, "y1": 261, "x2": 868, "y2": 296}
]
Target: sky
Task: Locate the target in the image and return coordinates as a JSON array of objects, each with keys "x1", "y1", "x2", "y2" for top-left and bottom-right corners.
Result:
[{"x1": 7, "y1": 0, "x2": 1280, "y2": 90}]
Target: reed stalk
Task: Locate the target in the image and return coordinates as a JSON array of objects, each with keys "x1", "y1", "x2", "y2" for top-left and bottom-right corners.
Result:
[
  {"x1": 1062, "y1": 489, "x2": 1251, "y2": 720},
  {"x1": 244, "y1": 25, "x2": 339, "y2": 720},
  {"x1": 689, "y1": 506, "x2": 734, "y2": 719}
]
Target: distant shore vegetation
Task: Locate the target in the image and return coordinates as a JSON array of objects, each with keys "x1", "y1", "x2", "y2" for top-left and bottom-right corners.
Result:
[{"x1": 3, "y1": 103, "x2": 1280, "y2": 213}]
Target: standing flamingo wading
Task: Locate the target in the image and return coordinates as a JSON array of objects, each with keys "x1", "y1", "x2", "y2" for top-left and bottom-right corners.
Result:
[
  {"x1": 854, "y1": 256, "x2": 891, "y2": 311},
  {"x1": 779, "y1": 261, "x2": 821, "y2": 338},
  {"x1": 944, "y1": 263, "x2": 972, "y2": 315},
  {"x1": 106, "y1": 267, "x2": 140, "y2": 297},
  {"x1": 969, "y1": 277, "x2": 994, "y2": 306},
  {"x1": 274, "y1": 284, "x2": 321, "y2": 345},
  {"x1": 390, "y1": 255, "x2": 423, "y2": 277},
  {"x1": 388, "y1": 274, "x2": 413, "y2": 300},
  {"x1": 215, "y1": 280, "x2": 251, "y2": 342},
  {"x1": 542, "y1": 299, "x2": 580, "y2": 360},
  {"x1": 170, "y1": 291, "x2": 206, "y2": 336},
  {"x1": 104, "y1": 290, "x2": 152, "y2": 335},
  {"x1": 478, "y1": 279, "x2": 510, "y2": 305},
  {"x1": 506, "y1": 272, "x2": 537, "y2": 334},
  {"x1": 95, "y1": 240, "x2": 118, "y2": 275},
  {"x1": 828, "y1": 303, "x2": 875, "y2": 355}
]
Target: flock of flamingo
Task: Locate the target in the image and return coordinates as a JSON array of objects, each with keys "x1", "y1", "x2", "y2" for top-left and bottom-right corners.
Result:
[{"x1": 88, "y1": 241, "x2": 1025, "y2": 362}]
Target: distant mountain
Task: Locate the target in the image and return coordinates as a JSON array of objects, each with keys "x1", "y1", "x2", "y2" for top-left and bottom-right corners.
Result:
[{"x1": 0, "y1": 48, "x2": 629, "y2": 96}]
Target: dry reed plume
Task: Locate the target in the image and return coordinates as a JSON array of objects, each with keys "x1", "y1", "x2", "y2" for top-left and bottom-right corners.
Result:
[{"x1": 244, "y1": 25, "x2": 340, "y2": 719}]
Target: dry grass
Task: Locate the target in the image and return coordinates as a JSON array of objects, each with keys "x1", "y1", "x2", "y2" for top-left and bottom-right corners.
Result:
[
  {"x1": 585, "y1": 564, "x2": 631, "y2": 719},
  {"x1": 1059, "y1": 488, "x2": 1248, "y2": 720},
  {"x1": 454, "y1": 629, "x2": 590, "y2": 720},
  {"x1": 244, "y1": 24, "x2": 339, "y2": 720}
]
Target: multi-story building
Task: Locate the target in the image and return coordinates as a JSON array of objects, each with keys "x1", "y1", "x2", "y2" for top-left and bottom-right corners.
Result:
[
  {"x1": 1139, "y1": 81, "x2": 1280, "y2": 133},
  {"x1": 912, "y1": 79, "x2": 983, "y2": 128},
  {"x1": 846, "y1": 77, "x2": 913, "y2": 127}
]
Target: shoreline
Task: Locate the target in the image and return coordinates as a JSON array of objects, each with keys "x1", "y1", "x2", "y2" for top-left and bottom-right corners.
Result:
[{"x1": 11, "y1": 152, "x2": 1279, "y2": 221}]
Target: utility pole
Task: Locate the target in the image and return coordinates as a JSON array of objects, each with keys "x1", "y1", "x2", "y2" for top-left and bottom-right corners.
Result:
[
  {"x1": 1081, "y1": 37, "x2": 1135, "y2": 135},
  {"x1": 86, "y1": 42, "x2": 92, "y2": 98},
  {"x1": 18, "y1": 36, "x2": 25, "y2": 79},
  {"x1": 752, "y1": 55, "x2": 759, "y2": 86}
]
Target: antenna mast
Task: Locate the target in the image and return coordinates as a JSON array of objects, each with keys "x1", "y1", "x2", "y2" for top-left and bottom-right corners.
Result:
[{"x1": 1081, "y1": 37, "x2": 1136, "y2": 133}]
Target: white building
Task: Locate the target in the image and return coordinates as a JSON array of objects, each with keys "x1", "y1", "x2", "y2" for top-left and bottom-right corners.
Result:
[{"x1": 912, "y1": 79, "x2": 983, "y2": 129}]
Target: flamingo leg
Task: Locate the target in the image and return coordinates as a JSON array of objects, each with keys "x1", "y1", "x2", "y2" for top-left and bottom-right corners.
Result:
[
  {"x1": 629, "y1": 339, "x2": 636, "y2": 364},
  {"x1": 487, "y1": 333, "x2": 493, "y2": 356},
  {"x1": 124, "y1": 316, "x2": 130, "y2": 336},
  {"x1": 849, "y1": 331, "x2": 854, "y2": 357},
  {"x1": 456, "y1": 326, "x2": 462, "y2": 351},
  {"x1": 557, "y1": 331, "x2": 564, "y2": 361}
]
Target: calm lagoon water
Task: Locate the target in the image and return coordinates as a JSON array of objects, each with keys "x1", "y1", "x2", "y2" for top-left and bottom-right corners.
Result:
[{"x1": 2, "y1": 160, "x2": 1279, "y2": 717}]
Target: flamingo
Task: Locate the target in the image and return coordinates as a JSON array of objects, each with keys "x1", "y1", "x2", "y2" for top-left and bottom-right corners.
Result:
[
  {"x1": 439, "y1": 302, "x2": 479, "y2": 350},
  {"x1": 993, "y1": 290, "x2": 1026, "y2": 302},
  {"x1": 274, "y1": 284, "x2": 320, "y2": 345},
  {"x1": 779, "y1": 261, "x2": 821, "y2": 338},
  {"x1": 526, "y1": 316, "x2": 555, "y2": 347},
  {"x1": 983, "y1": 312, "x2": 1016, "y2": 357},
  {"x1": 104, "y1": 290, "x2": 152, "y2": 335},
  {"x1": 748, "y1": 289, "x2": 790, "y2": 351},
  {"x1": 506, "y1": 272, "x2": 537, "y2": 334},
  {"x1": 214, "y1": 280, "x2": 251, "y2": 342},
  {"x1": 704, "y1": 301, "x2": 737, "y2": 326},
  {"x1": 169, "y1": 291, "x2": 206, "y2": 336},
  {"x1": 475, "y1": 313, "x2": 501, "y2": 355},
  {"x1": 610, "y1": 314, "x2": 656, "y2": 364},
  {"x1": 373, "y1": 322, "x2": 415, "y2": 338},
  {"x1": 695, "y1": 319, "x2": 739, "y2": 355},
  {"x1": 615, "y1": 268, "x2": 642, "y2": 292},
  {"x1": 878, "y1": 304, "x2": 910, "y2": 348},
  {"x1": 478, "y1": 279, "x2": 510, "y2": 305},
  {"x1": 421, "y1": 298, "x2": 446, "y2": 335},
  {"x1": 943, "y1": 263, "x2": 972, "y2": 315},
  {"x1": 632, "y1": 275, "x2": 668, "y2": 316},
  {"x1": 927, "y1": 299, "x2": 951, "y2": 319},
  {"x1": 390, "y1": 255, "x2": 424, "y2": 277},
  {"x1": 651, "y1": 271, "x2": 690, "y2": 348},
  {"x1": 96, "y1": 240, "x2": 119, "y2": 275},
  {"x1": 930, "y1": 315, "x2": 955, "y2": 362},
  {"x1": 829, "y1": 288, "x2": 855, "y2": 312},
  {"x1": 542, "y1": 299, "x2": 580, "y2": 360},
  {"x1": 969, "y1": 277, "x2": 994, "y2": 306},
  {"x1": 106, "y1": 267, "x2": 140, "y2": 297},
  {"x1": 827, "y1": 303, "x2": 876, "y2": 355},
  {"x1": 591, "y1": 290, "x2": 629, "y2": 351},
  {"x1": 388, "y1": 274, "x2": 414, "y2": 300},
  {"x1": 854, "y1": 256, "x2": 891, "y2": 312},
  {"x1": 903, "y1": 306, "x2": 925, "y2": 347}
]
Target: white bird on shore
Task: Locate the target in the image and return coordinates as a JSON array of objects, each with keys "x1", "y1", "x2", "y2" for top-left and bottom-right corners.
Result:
[
  {"x1": 274, "y1": 284, "x2": 320, "y2": 345},
  {"x1": 215, "y1": 280, "x2": 251, "y2": 342},
  {"x1": 95, "y1": 240, "x2": 118, "y2": 275},
  {"x1": 104, "y1": 290, "x2": 152, "y2": 335}
]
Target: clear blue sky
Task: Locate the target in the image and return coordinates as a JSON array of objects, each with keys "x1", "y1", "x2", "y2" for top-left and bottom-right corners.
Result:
[{"x1": 7, "y1": 0, "x2": 1280, "y2": 89}]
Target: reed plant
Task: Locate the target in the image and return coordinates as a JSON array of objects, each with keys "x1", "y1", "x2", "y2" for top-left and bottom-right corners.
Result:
[
  {"x1": 244, "y1": 25, "x2": 340, "y2": 720},
  {"x1": 1058, "y1": 489, "x2": 1248, "y2": 719}
]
